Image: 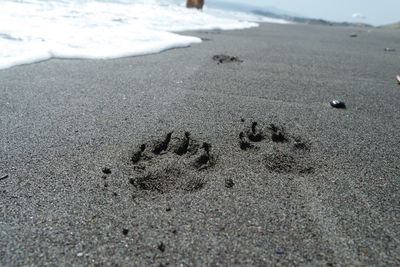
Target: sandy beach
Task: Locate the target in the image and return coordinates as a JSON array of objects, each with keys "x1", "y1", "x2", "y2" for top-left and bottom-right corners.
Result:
[{"x1": 1, "y1": 23, "x2": 399, "y2": 265}]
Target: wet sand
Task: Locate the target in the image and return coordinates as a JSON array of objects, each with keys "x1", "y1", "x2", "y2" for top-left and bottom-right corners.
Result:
[{"x1": 0, "y1": 23, "x2": 399, "y2": 265}]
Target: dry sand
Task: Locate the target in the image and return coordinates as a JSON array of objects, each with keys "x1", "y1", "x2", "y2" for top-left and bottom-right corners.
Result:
[{"x1": 0, "y1": 23, "x2": 399, "y2": 266}]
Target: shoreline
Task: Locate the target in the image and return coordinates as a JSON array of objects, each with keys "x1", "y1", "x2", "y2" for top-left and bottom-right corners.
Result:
[{"x1": 1, "y1": 22, "x2": 399, "y2": 265}]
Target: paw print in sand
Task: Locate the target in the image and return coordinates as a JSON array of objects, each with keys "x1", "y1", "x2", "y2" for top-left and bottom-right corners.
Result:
[
  {"x1": 239, "y1": 121, "x2": 315, "y2": 175},
  {"x1": 129, "y1": 132, "x2": 215, "y2": 195}
]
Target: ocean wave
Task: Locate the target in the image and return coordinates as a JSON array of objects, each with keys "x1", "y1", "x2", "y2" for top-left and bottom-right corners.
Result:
[{"x1": 0, "y1": 0, "x2": 283, "y2": 70}]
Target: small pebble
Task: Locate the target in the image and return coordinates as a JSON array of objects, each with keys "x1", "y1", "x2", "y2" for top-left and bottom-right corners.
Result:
[
  {"x1": 276, "y1": 249, "x2": 285, "y2": 255},
  {"x1": 77, "y1": 252, "x2": 84, "y2": 257},
  {"x1": 384, "y1": 48, "x2": 396, "y2": 52},
  {"x1": 350, "y1": 34, "x2": 358, "y2": 37},
  {"x1": 330, "y1": 100, "x2": 346, "y2": 109},
  {"x1": 0, "y1": 174, "x2": 8, "y2": 180}
]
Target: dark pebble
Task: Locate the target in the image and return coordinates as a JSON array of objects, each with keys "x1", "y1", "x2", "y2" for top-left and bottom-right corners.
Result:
[
  {"x1": 330, "y1": 100, "x2": 346, "y2": 109},
  {"x1": 350, "y1": 34, "x2": 358, "y2": 37},
  {"x1": 166, "y1": 207, "x2": 171, "y2": 212},
  {"x1": 276, "y1": 249, "x2": 285, "y2": 255},
  {"x1": 102, "y1": 167, "x2": 111, "y2": 174}
]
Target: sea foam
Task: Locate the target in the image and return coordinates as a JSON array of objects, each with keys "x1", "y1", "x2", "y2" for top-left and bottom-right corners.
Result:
[{"x1": 0, "y1": 0, "x2": 287, "y2": 70}]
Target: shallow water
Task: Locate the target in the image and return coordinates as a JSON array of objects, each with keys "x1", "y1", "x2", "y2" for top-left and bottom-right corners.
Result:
[{"x1": 0, "y1": 0, "x2": 288, "y2": 70}]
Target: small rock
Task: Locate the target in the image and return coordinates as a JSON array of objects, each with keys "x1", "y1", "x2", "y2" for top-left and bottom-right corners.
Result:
[
  {"x1": 102, "y1": 167, "x2": 111, "y2": 174},
  {"x1": 77, "y1": 252, "x2": 84, "y2": 257},
  {"x1": 384, "y1": 48, "x2": 396, "y2": 52},
  {"x1": 396, "y1": 75, "x2": 400, "y2": 84},
  {"x1": 330, "y1": 100, "x2": 346, "y2": 109},
  {"x1": 0, "y1": 174, "x2": 8, "y2": 181},
  {"x1": 276, "y1": 249, "x2": 284, "y2": 255},
  {"x1": 350, "y1": 34, "x2": 358, "y2": 37}
]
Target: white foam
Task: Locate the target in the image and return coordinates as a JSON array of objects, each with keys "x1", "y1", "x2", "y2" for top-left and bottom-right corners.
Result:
[{"x1": 0, "y1": 0, "x2": 285, "y2": 70}]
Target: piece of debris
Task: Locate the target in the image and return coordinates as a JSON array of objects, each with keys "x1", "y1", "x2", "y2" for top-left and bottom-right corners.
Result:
[
  {"x1": 330, "y1": 100, "x2": 346, "y2": 109},
  {"x1": 276, "y1": 249, "x2": 285, "y2": 255},
  {"x1": 384, "y1": 48, "x2": 396, "y2": 52},
  {"x1": 396, "y1": 75, "x2": 400, "y2": 84},
  {"x1": 0, "y1": 175, "x2": 8, "y2": 181},
  {"x1": 186, "y1": 0, "x2": 204, "y2": 9},
  {"x1": 350, "y1": 34, "x2": 358, "y2": 37}
]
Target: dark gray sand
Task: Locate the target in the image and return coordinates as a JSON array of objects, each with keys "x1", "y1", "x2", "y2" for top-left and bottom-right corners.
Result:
[{"x1": 1, "y1": 23, "x2": 399, "y2": 266}]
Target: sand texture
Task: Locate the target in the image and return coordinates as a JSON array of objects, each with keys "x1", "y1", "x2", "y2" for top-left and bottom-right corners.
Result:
[{"x1": 0, "y1": 23, "x2": 399, "y2": 266}]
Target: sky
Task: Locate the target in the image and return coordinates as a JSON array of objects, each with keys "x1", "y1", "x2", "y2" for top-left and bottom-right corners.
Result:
[{"x1": 208, "y1": 0, "x2": 400, "y2": 26}]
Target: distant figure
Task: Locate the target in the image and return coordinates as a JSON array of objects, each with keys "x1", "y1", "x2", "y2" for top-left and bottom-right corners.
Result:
[{"x1": 186, "y1": 0, "x2": 204, "y2": 10}]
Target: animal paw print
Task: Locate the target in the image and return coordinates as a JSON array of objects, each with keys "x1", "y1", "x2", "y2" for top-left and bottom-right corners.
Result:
[
  {"x1": 239, "y1": 121, "x2": 315, "y2": 175},
  {"x1": 129, "y1": 132, "x2": 215, "y2": 194}
]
